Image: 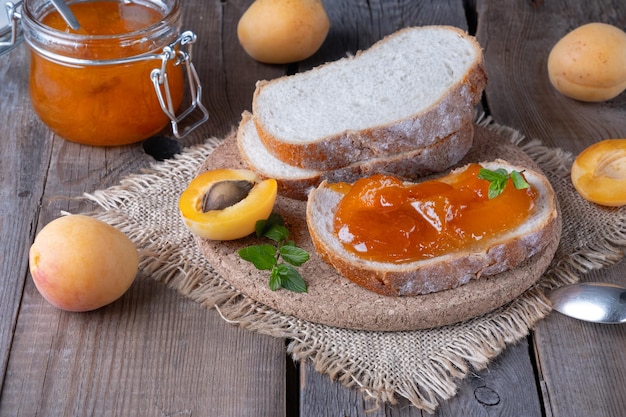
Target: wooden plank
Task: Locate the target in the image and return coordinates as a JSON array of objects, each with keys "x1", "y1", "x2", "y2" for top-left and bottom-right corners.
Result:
[
  {"x1": 3, "y1": 278, "x2": 286, "y2": 416},
  {"x1": 0, "y1": 1, "x2": 290, "y2": 415},
  {"x1": 183, "y1": 0, "x2": 282, "y2": 140},
  {"x1": 297, "y1": 1, "x2": 543, "y2": 415},
  {"x1": 0, "y1": 44, "x2": 54, "y2": 395},
  {"x1": 478, "y1": 1, "x2": 626, "y2": 416},
  {"x1": 300, "y1": 362, "x2": 423, "y2": 416},
  {"x1": 438, "y1": 340, "x2": 542, "y2": 416},
  {"x1": 534, "y1": 262, "x2": 626, "y2": 417},
  {"x1": 477, "y1": 0, "x2": 626, "y2": 152},
  {"x1": 300, "y1": 338, "x2": 542, "y2": 416},
  {"x1": 302, "y1": 0, "x2": 468, "y2": 70}
]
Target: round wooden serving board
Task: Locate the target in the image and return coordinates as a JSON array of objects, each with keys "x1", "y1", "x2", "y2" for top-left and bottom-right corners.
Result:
[{"x1": 195, "y1": 125, "x2": 561, "y2": 331}]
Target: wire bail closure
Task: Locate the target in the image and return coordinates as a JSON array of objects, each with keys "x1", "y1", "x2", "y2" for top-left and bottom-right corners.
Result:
[
  {"x1": 151, "y1": 30, "x2": 209, "y2": 140},
  {"x1": 0, "y1": 1, "x2": 23, "y2": 54}
]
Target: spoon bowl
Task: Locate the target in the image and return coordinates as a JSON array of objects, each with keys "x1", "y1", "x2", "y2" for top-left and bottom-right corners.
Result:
[{"x1": 549, "y1": 282, "x2": 626, "y2": 324}]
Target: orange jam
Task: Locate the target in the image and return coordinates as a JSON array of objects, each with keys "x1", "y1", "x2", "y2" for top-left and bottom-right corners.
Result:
[
  {"x1": 333, "y1": 164, "x2": 537, "y2": 263},
  {"x1": 29, "y1": 1, "x2": 184, "y2": 146}
]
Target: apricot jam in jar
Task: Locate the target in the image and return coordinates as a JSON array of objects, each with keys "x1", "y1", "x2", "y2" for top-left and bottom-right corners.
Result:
[
  {"x1": 20, "y1": 0, "x2": 207, "y2": 146},
  {"x1": 333, "y1": 164, "x2": 537, "y2": 263}
]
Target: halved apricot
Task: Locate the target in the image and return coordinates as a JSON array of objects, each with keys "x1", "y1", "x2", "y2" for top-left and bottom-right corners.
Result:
[
  {"x1": 571, "y1": 139, "x2": 626, "y2": 206},
  {"x1": 179, "y1": 169, "x2": 277, "y2": 240}
]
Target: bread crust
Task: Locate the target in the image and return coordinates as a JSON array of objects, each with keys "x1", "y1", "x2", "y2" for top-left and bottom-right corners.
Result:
[
  {"x1": 306, "y1": 161, "x2": 560, "y2": 297},
  {"x1": 237, "y1": 111, "x2": 475, "y2": 200},
  {"x1": 252, "y1": 26, "x2": 488, "y2": 170}
]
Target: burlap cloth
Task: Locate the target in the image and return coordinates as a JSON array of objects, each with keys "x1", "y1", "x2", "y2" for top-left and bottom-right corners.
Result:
[{"x1": 83, "y1": 118, "x2": 626, "y2": 413}]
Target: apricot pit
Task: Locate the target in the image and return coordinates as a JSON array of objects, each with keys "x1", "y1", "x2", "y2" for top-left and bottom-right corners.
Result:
[
  {"x1": 571, "y1": 139, "x2": 626, "y2": 206},
  {"x1": 179, "y1": 169, "x2": 277, "y2": 240},
  {"x1": 203, "y1": 180, "x2": 254, "y2": 211}
]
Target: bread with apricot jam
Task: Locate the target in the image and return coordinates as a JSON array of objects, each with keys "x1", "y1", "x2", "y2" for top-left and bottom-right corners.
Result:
[{"x1": 305, "y1": 160, "x2": 560, "y2": 297}]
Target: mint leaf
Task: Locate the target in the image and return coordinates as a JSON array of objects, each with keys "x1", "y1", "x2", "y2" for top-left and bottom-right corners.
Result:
[
  {"x1": 488, "y1": 181, "x2": 506, "y2": 199},
  {"x1": 255, "y1": 219, "x2": 269, "y2": 237},
  {"x1": 239, "y1": 214, "x2": 309, "y2": 293},
  {"x1": 238, "y1": 244, "x2": 276, "y2": 270},
  {"x1": 511, "y1": 170, "x2": 530, "y2": 190},
  {"x1": 255, "y1": 212, "x2": 284, "y2": 237},
  {"x1": 264, "y1": 224, "x2": 289, "y2": 242},
  {"x1": 478, "y1": 167, "x2": 530, "y2": 199},
  {"x1": 268, "y1": 268, "x2": 282, "y2": 291},
  {"x1": 276, "y1": 264, "x2": 307, "y2": 293},
  {"x1": 478, "y1": 168, "x2": 507, "y2": 182},
  {"x1": 279, "y1": 245, "x2": 310, "y2": 266}
]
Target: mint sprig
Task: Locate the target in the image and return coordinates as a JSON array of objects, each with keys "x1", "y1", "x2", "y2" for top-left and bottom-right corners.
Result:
[
  {"x1": 238, "y1": 213, "x2": 309, "y2": 293},
  {"x1": 477, "y1": 168, "x2": 530, "y2": 199}
]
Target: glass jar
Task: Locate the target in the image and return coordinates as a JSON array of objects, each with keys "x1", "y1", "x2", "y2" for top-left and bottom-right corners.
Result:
[{"x1": 14, "y1": 0, "x2": 207, "y2": 146}]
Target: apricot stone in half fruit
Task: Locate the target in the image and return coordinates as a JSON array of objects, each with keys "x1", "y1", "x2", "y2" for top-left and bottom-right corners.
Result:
[
  {"x1": 571, "y1": 139, "x2": 626, "y2": 206},
  {"x1": 179, "y1": 169, "x2": 277, "y2": 240}
]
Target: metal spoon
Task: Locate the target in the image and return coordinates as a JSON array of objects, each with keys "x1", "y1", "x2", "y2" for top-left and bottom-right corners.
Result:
[
  {"x1": 549, "y1": 282, "x2": 626, "y2": 324},
  {"x1": 50, "y1": 0, "x2": 80, "y2": 30}
]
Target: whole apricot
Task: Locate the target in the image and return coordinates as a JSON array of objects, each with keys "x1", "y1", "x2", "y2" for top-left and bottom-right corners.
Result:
[
  {"x1": 179, "y1": 169, "x2": 277, "y2": 240},
  {"x1": 571, "y1": 139, "x2": 626, "y2": 206},
  {"x1": 29, "y1": 215, "x2": 139, "y2": 312},
  {"x1": 237, "y1": 0, "x2": 330, "y2": 64},
  {"x1": 548, "y1": 22, "x2": 626, "y2": 102}
]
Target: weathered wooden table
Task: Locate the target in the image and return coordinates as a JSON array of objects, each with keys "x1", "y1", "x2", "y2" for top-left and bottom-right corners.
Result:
[{"x1": 1, "y1": 0, "x2": 624, "y2": 415}]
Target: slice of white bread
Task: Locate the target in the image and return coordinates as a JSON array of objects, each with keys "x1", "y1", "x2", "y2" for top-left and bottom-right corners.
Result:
[
  {"x1": 237, "y1": 111, "x2": 475, "y2": 199},
  {"x1": 306, "y1": 160, "x2": 560, "y2": 297},
  {"x1": 252, "y1": 25, "x2": 487, "y2": 170}
]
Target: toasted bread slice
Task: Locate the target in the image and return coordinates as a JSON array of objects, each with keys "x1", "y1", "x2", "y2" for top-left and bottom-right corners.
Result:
[
  {"x1": 237, "y1": 111, "x2": 475, "y2": 200},
  {"x1": 306, "y1": 161, "x2": 560, "y2": 296},
  {"x1": 251, "y1": 25, "x2": 487, "y2": 170}
]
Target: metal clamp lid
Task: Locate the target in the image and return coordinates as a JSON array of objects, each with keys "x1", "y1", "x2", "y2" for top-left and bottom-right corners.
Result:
[
  {"x1": 0, "y1": 1, "x2": 23, "y2": 56},
  {"x1": 151, "y1": 30, "x2": 209, "y2": 140}
]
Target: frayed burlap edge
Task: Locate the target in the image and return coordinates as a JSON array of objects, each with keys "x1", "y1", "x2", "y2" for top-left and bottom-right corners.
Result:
[{"x1": 81, "y1": 119, "x2": 626, "y2": 414}]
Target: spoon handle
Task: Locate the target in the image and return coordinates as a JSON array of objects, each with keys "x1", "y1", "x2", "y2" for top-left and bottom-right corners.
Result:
[{"x1": 50, "y1": 0, "x2": 80, "y2": 30}]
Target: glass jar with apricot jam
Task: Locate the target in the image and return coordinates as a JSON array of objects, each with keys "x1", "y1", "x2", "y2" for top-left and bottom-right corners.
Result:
[{"x1": 14, "y1": 0, "x2": 208, "y2": 146}]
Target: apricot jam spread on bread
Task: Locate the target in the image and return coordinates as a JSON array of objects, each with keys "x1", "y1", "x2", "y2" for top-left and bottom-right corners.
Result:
[{"x1": 331, "y1": 164, "x2": 537, "y2": 263}]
